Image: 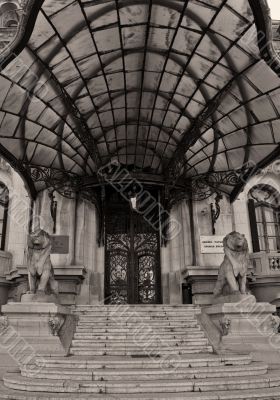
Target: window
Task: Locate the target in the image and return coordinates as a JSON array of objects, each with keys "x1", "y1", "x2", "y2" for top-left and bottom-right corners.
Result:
[
  {"x1": 0, "y1": 3, "x2": 19, "y2": 28},
  {"x1": 0, "y1": 183, "x2": 9, "y2": 251},
  {"x1": 248, "y1": 185, "x2": 280, "y2": 253},
  {"x1": 255, "y1": 205, "x2": 280, "y2": 251}
]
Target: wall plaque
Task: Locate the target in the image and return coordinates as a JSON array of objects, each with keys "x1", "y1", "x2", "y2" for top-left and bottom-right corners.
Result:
[
  {"x1": 50, "y1": 235, "x2": 69, "y2": 254},
  {"x1": 200, "y1": 236, "x2": 224, "y2": 254}
]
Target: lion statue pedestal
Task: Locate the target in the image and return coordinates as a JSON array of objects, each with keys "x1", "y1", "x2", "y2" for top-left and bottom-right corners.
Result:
[
  {"x1": 21, "y1": 292, "x2": 58, "y2": 303},
  {"x1": 0, "y1": 229, "x2": 76, "y2": 357},
  {"x1": 203, "y1": 232, "x2": 280, "y2": 363}
]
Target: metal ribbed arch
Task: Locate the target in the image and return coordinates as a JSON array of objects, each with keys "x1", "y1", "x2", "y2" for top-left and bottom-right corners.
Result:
[
  {"x1": 0, "y1": 0, "x2": 279, "y2": 199},
  {"x1": 186, "y1": 87, "x2": 280, "y2": 173},
  {"x1": 45, "y1": 2, "x2": 222, "y2": 147},
  {"x1": 95, "y1": 119, "x2": 182, "y2": 142},
  {"x1": 165, "y1": 8, "x2": 255, "y2": 183},
  {"x1": 26, "y1": 0, "x2": 218, "y2": 143}
]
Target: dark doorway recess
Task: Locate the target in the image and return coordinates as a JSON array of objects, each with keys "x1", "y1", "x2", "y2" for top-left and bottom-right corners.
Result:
[{"x1": 104, "y1": 187, "x2": 162, "y2": 304}]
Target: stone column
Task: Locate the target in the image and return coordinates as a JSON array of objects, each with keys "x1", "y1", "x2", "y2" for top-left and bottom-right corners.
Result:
[
  {"x1": 6, "y1": 172, "x2": 30, "y2": 267},
  {"x1": 232, "y1": 193, "x2": 253, "y2": 253},
  {"x1": 75, "y1": 199, "x2": 102, "y2": 304},
  {"x1": 160, "y1": 245, "x2": 171, "y2": 304},
  {"x1": 161, "y1": 201, "x2": 193, "y2": 304}
]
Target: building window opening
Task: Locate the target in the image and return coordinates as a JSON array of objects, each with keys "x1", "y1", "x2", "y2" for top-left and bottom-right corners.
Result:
[{"x1": 248, "y1": 185, "x2": 280, "y2": 253}]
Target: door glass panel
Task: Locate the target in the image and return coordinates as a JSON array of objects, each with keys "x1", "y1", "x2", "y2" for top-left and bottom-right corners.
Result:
[
  {"x1": 255, "y1": 207, "x2": 263, "y2": 222},
  {"x1": 268, "y1": 237, "x2": 278, "y2": 251},
  {"x1": 138, "y1": 255, "x2": 156, "y2": 303},
  {"x1": 108, "y1": 250, "x2": 129, "y2": 304},
  {"x1": 264, "y1": 208, "x2": 275, "y2": 222},
  {"x1": 259, "y1": 236, "x2": 266, "y2": 251},
  {"x1": 257, "y1": 223, "x2": 264, "y2": 236},
  {"x1": 267, "y1": 223, "x2": 276, "y2": 236}
]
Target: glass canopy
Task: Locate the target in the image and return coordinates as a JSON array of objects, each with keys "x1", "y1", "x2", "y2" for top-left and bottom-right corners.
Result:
[{"x1": 0, "y1": 0, "x2": 279, "y2": 199}]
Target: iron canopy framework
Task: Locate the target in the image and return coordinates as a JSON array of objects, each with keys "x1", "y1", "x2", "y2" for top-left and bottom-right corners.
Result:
[{"x1": 0, "y1": 0, "x2": 279, "y2": 201}]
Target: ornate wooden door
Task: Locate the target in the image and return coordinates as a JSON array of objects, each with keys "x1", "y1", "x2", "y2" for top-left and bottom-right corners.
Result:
[{"x1": 104, "y1": 189, "x2": 161, "y2": 304}]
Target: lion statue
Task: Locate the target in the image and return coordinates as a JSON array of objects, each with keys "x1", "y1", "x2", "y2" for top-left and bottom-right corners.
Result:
[
  {"x1": 213, "y1": 231, "x2": 249, "y2": 298},
  {"x1": 26, "y1": 228, "x2": 58, "y2": 296}
]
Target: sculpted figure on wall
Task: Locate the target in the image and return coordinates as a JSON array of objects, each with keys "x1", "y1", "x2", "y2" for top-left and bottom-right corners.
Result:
[
  {"x1": 213, "y1": 232, "x2": 249, "y2": 298},
  {"x1": 26, "y1": 228, "x2": 58, "y2": 296}
]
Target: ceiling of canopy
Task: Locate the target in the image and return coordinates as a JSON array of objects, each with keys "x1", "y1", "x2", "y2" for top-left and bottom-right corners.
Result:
[{"x1": 0, "y1": 0, "x2": 279, "y2": 199}]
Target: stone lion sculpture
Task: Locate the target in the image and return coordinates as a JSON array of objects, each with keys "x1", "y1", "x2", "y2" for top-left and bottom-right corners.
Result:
[
  {"x1": 213, "y1": 231, "x2": 249, "y2": 298},
  {"x1": 26, "y1": 228, "x2": 58, "y2": 296}
]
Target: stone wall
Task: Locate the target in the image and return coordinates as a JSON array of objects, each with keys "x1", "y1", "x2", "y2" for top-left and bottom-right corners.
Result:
[
  {"x1": 0, "y1": 161, "x2": 30, "y2": 268},
  {"x1": 74, "y1": 198, "x2": 104, "y2": 304},
  {"x1": 161, "y1": 201, "x2": 193, "y2": 304}
]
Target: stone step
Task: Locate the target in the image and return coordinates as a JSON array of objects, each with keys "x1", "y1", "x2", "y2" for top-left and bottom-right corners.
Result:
[
  {"x1": 4, "y1": 302, "x2": 280, "y2": 400},
  {"x1": 74, "y1": 310, "x2": 201, "y2": 315},
  {"x1": 75, "y1": 328, "x2": 202, "y2": 334},
  {"x1": 70, "y1": 342, "x2": 212, "y2": 349},
  {"x1": 73, "y1": 304, "x2": 200, "y2": 311},
  {"x1": 72, "y1": 337, "x2": 207, "y2": 344},
  {"x1": 77, "y1": 316, "x2": 199, "y2": 322},
  {"x1": 77, "y1": 320, "x2": 199, "y2": 326},
  {"x1": 35, "y1": 354, "x2": 252, "y2": 370},
  {"x1": 75, "y1": 324, "x2": 201, "y2": 337},
  {"x1": 71, "y1": 338, "x2": 209, "y2": 347},
  {"x1": 77, "y1": 316, "x2": 199, "y2": 321},
  {"x1": 76, "y1": 322, "x2": 201, "y2": 328},
  {"x1": 76, "y1": 322, "x2": 200, "y2": 328},
  {"x1": 69, "y1": 347, "x2": 213, "y2": 356},
  {"x1": 70, "y1": 345, "x2": 212, "y2": 351},
  {"x1": 75, "y1": 310, "x2": 200, "y2": 315},
  {"x1": 74, "y1": 310, "x2": 201, "y2": 313},
  {"x1": 4, "y1": 372, "x2": 280, "y2": 394},
  {"x1": 75, "y1": 327, "x2": 202, "y2": 334},
  {"x1": 21, "y1": 362, "x2": 267, "y2": 381},
  {"x1": 2, "y1": 384, "x2": 280, "y2": 400},
  {"x1": 73, "y1": 306, "x2": 200, "y2": 310},
  {"x1": 73, "y1": 332, "x2": 206, "y2": 340},
  {"x1": 73, "y1": 309, "x2": 201, "y2": 315},
  {"x1": 75, "y1": 329, "x2": 202, "y2": 335}
]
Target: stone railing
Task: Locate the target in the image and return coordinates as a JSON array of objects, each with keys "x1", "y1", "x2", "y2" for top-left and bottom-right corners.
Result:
[
  {"x1": 250, "y1": 252, "x2": 280, "y2": 275},
  {"x1": 0, "y1": 250, "x2": 12, "y2": 276},
  {"x1": 269, "y1": 254, "x2": 280, "y2": 272}
]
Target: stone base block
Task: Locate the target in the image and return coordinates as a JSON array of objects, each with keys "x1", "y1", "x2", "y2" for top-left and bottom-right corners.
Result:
[
  {"x1": 21, "y1": 293, "x2": 59, "y2": 303},
  {"x1": 212, "y1": 293, "x2": 256, "y2": 305},
  {"x1": 0, "y1": 302, "x2": 74, "y2": 357},
  {"x1": 204, "y1": 298, "x2": 280, "y2": 363},
  {"x1": 182, "y1": 266, "x2": 219, "y2": 306}
]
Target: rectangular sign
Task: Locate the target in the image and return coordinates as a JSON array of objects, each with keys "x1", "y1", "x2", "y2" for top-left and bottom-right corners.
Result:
[
  {"x1": 50, "y1": 235, "x2": 69, "y2": 254},
  {"x1": 200, "y1": 236, "x2": 224, "y2": 254}
]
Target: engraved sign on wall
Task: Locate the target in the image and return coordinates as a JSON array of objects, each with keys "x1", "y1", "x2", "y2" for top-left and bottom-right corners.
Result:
[
  {"x1": 200, "y1": 236, "x2": 224, "y2": 254},
  {"x1": 50, "y1": 236, "x2": 69, "y2": 254}
]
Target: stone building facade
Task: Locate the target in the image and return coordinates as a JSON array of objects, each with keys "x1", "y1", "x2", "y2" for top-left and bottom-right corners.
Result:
[
  {"x1": 0, "y1": 5, "x2": 279, "y2": 309},
  {"x1": 0, "y1": 156, "x2": 279, "y2": 308}
]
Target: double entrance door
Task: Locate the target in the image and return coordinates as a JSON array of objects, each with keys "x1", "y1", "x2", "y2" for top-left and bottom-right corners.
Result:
[{"x1": 104, "y1": 189, "x2": 161, "y2": 304}]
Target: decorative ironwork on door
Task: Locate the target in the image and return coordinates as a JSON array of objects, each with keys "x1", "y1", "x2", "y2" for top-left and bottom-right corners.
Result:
[{"x1": 105, "y1": 189, "x2": 161, "y2": 304}]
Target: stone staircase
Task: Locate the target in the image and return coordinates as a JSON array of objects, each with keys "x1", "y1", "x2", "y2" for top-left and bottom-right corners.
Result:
[{"x1": 2, "y1": 304, "x2": 280, "y2": 399}]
